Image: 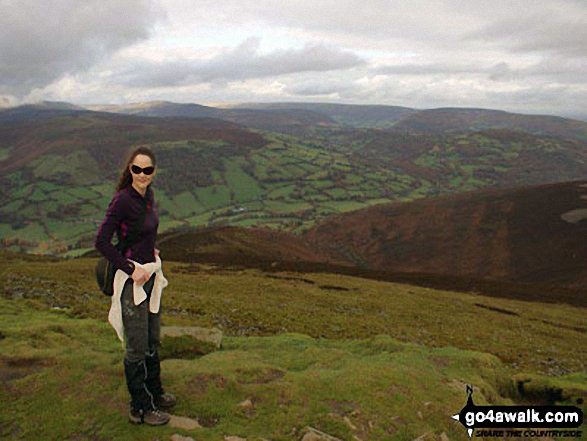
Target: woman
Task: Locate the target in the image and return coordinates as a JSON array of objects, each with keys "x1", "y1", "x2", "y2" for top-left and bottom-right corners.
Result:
[{"x1": 95, "y1": 146, "x2": 176, "y2": 426}]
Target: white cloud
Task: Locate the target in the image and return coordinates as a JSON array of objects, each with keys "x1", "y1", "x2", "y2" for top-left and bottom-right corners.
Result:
[
  {"x1": 2, "y1": 0, "x2": 586, "y2": 118},
  {"x1": 115, "y1": 38, "x2": 365, "y2": 87}
]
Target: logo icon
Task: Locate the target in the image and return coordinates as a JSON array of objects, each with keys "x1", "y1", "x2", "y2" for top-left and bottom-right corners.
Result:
[{"x1": 451, "y1": 385, "x2": 476, "y2": 438}]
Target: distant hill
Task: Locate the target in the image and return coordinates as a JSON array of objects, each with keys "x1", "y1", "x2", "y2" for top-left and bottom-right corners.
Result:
[
  {"x1": 89, "y1": 101, "x2": 334, "y2": 132},
  {"x1": 0, "y1": 101, "x2": 88, "y2": 123},
  {"x1": 90, "y1": 101, "x2": 587, "y2": 138},
  {"x1": 0, "y1": 111, "x2": 265, "y2": 175},
  {"x1": 393, "y1": 107, "x2": 587, "y2": 140},
  {"x1": 304, "y1": 179, "x2": 587, "y2": 304},
  {"x1": 228, "y1": 102, "x2": 418, "y2": 128}
]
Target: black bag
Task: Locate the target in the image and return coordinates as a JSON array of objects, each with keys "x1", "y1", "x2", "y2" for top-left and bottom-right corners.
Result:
[
  {"x1": 96, "y1": 255, "x2": 117, "y2": 296},
  {"x1": 95, "y1": 195, "x2": 148, "y2": 296}
]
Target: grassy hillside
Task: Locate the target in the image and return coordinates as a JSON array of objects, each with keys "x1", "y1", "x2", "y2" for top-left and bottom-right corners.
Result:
[
  {"x1": 1, "y1": 252, "x2": 585, "y2": 374},
  {"x1": 0, "y1": 298, "x2": 514, "y2": 441},
  {"x1": 89, "y1": 101, "x2": 335, "y2": 132},
  {"x1": 392, "y1": 108, "x2": 587, "y2": 140},
  {"x1": 228, "y1": 102, "x2": 417, "y2": 129},
  {"x1": 0, "y1": 251, "x2": 585, "y2": 440}
]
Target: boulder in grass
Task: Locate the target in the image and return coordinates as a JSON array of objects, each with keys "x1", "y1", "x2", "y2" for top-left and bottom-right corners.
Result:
[
  {"x1": 300, "y1": 427, "x2": 343, "y2": 441},
  {"x1": 160, "y1": 326, "x2": 223, "y2": 359}
]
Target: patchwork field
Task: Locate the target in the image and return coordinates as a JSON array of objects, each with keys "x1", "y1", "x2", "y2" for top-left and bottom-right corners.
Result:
[{"x1": 2, "y1": 106, "x2": 587, "y2": 256}]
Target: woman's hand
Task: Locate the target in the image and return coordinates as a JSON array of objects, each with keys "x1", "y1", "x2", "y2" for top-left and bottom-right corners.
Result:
[{"x1": 131, "y1": 265, "x2": 151, "y2": 285}]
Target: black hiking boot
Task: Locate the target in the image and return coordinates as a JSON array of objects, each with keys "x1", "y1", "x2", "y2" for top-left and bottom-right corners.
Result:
[
  {"x1": 128, "y1": 408, "x2": 170, "y2": 425},
  {"x1": 154, "y1": 392, "x2": 177, "y2": 410}
]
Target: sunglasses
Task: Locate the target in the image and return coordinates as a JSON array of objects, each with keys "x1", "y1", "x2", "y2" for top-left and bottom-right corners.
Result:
[{"x1": 130, "y1": 164, "x2": 155, "y2": 175}]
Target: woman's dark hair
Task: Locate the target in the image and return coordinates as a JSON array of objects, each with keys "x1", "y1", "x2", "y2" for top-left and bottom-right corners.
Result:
[{"x1": 116, "y1": 146, "x2": 157, "y2": 192}]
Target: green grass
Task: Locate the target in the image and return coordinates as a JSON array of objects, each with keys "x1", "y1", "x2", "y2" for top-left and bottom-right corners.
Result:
[
  {"x1": 91, "y1": 183, "x2": 116, "y2": 198},
  {"x1": 173, "y1": 191, "x2": 203, "y2": 217},
  {"x1": 67, "y1": 187, "x2": 100, "y2": 201},
  {"x1": 159, "y1": 217, "x2": 188, "y2": 233},
  {"x1": 47, "y1": 189, "x2": 82, "y2": 205},
  {"x1": 194, "y1": 185, "x2": 232, "y2": 211},
  {"x1": 224, "y1": 159, "x2": 264, "y2": 203},
  {"x1": 320, "y1": 201, "x2": 368, "y2": 213},
  {"x1": 1, "y1": 199, "x2": 24, "y2": 214},
  {"x1": 0, "y1": 253, "x2": 585, "y2": 439},
  {"x1": 31, "y1": 154, "x2": 75, "y2": 179},
  {"x1": 264, "y1": 201, "x2": 312, "y2": 214},
  {"x1": 7, "y1": 223, "x2": 48, "y2": 241},
  {"x1": 0, "y1": 297, "x2": 510, "y2": 441},
  {"x1": 267, "y1": 185, "x2": 296, "y2": 199},
  {"x1": 185, "y1": 212, "x2": 214, "y2": 227},
  {"x1": 44, "y1": 220, "x2": 95, "y2": 241}
]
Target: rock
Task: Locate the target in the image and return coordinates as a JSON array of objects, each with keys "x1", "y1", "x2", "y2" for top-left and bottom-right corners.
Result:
[
  {"x1": 168, "y1": 414, "x2": 202, "y2": 430},
  {"x1": 224, "y1": 436, "x2": 247, "y2": 441},
  {"x1": 300, "y1": 426, "x2": 343, "y2": 441},
  {"x1": 343, "y1": 416, "x2": 357, "y2": 430},
  {"x1": 161, "y1": 326, "x2": 223, "y2": 359},
  {"x1": 236, "y1": 398, "x2": 254, "y2": 410},
  {"x1": 235, "y1": 398, "x2": 255, "y2": 418},
  {"x1": 412, "y1": 432, "x2": 434, "y2": 441},
  {"x1": 162, "y1": 326, "x2": 223, "y2": 348},
  {"x1": 440, "y1": 432, "x2": 450, "y2": 441},
  {"x1": 561, "y1": 208, "x2": 587, "y2": 224},
  {"x1": 171, "y1": 435, "x2": 195, "y2": 441}
]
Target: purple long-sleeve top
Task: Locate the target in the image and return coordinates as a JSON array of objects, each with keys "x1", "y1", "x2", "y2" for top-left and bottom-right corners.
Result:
[{"x1": 95, "y1": 185, "x2": 159, "y2": 276}]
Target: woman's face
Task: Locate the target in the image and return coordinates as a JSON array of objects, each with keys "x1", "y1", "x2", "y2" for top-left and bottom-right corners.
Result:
[{"x1": 129, "y1": 154, "x2": 156, "y2": 195}]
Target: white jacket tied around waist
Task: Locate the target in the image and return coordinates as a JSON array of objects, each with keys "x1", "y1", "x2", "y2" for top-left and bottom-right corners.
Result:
[{"x1": 108, "y1": 256, "x2": 168, "y2": 343}]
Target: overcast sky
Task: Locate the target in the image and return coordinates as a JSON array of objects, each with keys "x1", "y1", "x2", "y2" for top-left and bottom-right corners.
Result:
[{"x1": 1, "y1": 0, "x2": 586, "y2": 118}]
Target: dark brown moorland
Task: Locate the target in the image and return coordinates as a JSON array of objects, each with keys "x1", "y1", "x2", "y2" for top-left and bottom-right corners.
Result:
[{"x1": 157, "y1": 180, "x2": 587, "y2": 307}]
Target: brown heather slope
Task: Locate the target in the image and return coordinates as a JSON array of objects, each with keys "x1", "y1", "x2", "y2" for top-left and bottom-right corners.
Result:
[
  {"x1": 157, "y1": 226, "x2": 344, "y2": 266},
  {"x1": 304, "y1": 180, "x2": 587, "y2": 304},
  {"x1": 0, "y1": 111, "x2": 267, "y2": 174},
  {"x1": 155, "y1": 181, "x2": 587, "y2": 306}
]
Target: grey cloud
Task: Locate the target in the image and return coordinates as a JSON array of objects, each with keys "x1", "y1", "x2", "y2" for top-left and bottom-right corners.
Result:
[
  {"x1": 486, "y1": 59, "x2": 587, "y2": 84},
  {"x1": 167, "y1": 0, "x2": 470, "y2": 45},
  {"x1": 118, "y1": 38, "x2": 365, "y2": 87},
  {"x1": 468, "y1": 10, "x2": 587, "y2": 57},
  {"x1": 376, "y1": 63, "x2": 483, "y2": 76},
  {"x1": 284, "y1": 77, "x2": 362, "y2": 97},
  {"x1": 375, "y1": 61, "x2": 515, "y2": 82},
  {"x1": 375, "y1": 57, "x2": 587, "y2": 85},
  {"x1": 488, "y1": 62, "x2": 515, "y2": 81},
  {"x1": 166, "y1": 0, "x2": 587, "y2": 58},
  {"x1": 0, "y1": 0, "x2": 163, "y2": 96}
]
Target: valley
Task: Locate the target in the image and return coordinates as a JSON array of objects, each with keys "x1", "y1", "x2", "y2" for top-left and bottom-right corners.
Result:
[{"x1": 2, "y1": 102, "x2": 587, "y2": 257}]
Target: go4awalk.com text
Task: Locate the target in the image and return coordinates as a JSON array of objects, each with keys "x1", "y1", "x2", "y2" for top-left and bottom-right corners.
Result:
[{"x1": 451, "y1": 385, "x2": 584, "y2": 438}]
